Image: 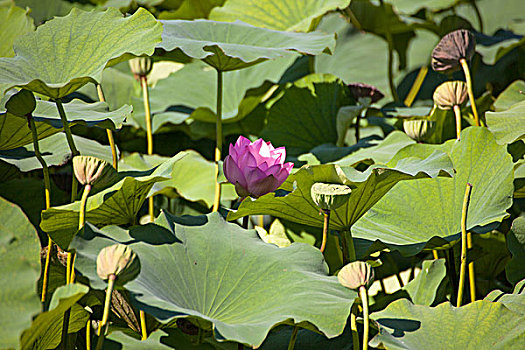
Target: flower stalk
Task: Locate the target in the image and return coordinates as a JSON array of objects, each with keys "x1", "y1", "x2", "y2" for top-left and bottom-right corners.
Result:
[
  {"x1": 320, "y1": 209, "x2": 330, "y2": 253},
  {"x1": 350, "y1": 302, "x2": 360, "y2": 350},
  {"x1": 457, "y1": 183, "x2": 472, "y2": 307},
  {"x1": 96, "y1": 84, "x2": 118, "y2": 170},
  {"x1": 140, "y1": 75, "x2": 155, "y2": 222},
  {"x1": 287, "y1": 326, "x2": 299, "y2": 350},
  {"x1": 55, "y1": 98, "x2": 79, "y2": 202},
  {"x1": 359, "y1": 285, "x2": 370, "y2": 350},
  {"x1": 467, "y1": 232, "x2": 476, "y2": 302},
  {"x1": 213, "y1": 69, "x2": 224, "y2": 212},
  {"x1": 453, "y1": 104, "x2": 462, "y2": 140},
  {"x1": 459, "y1": 58, "x2": 480, "y2": 126}
]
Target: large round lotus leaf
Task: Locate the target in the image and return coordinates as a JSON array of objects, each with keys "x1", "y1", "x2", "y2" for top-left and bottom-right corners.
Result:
[
  {"x1": 157, "y1": 19, "x2": 335, "y2": 71},
  {"x1": 0, "y1": 197, "x2": 41, "y2": 349},
  {"x1": 261, "y1": 74, "x2": 354, "y2": 156},
  {"x1": 70, "y1": 212, "x2": 357, "y2": 347},
  {"x1": 492, "y1": 80, "x2": 525, "y2": 111},
  {"x1": 353, "y1": 127, "x2": 514, "y2": 255},
  {"x1": 370, "y1": 299, "x2": 525, "y2": 350},
  {"x1": 0, "y1": 7, "x2": 162, "y2": 98},
  {"x1": 486, "y1": 100, "x2": 525, "y2": 145},
  {"x1": 0, "y1": 5, "x2": 34, "y2": 58},
  {"x1": 228, "y1": 150, "x2": 453, "y2": 232},
  {"x1": 209, "y1": 0, "x2": 351, "y2": 32},
  {"x1": 0, "y1": 133, "x2": 115, "y2": 172},
  {"x1": 13, "y1": 0, "x2": 92, "y2": 25}
]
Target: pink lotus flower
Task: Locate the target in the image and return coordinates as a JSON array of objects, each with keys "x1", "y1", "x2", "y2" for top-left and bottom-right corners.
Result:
[{"x1": 224, "y1": 136, "x2": 293, "y2": 198}]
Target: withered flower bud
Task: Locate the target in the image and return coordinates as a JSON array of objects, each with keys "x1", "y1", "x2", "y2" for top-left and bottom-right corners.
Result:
[
  {"x1": 431, "y1": 29, "x2": 475, "y2": 73},
  {"x1": 96, "y1": 244, "x2": 140, "y2": 285},
  {"x1": 347, "y1": 83, "x2": 384, "y2": 106},
  {"x1": 129, "y1": 56, "x2": 153, "y2": 78},
  {"x1": 338, "y1": 261, "x2": 375, "y2": 290},
  {"x1": 72, "y1": 155, "x2": 118, "y2": 187},
  {"x1": 403, "y1": 119, "x2": 436, "y2": 142},
  {"x1": 433, "y1": 81, "x2": 468, "y2": 109},
  {"x1": 311, "y1": 183, "x2": 352, "y2": 211},
  {"x1": 5, "y1": 89, "x2": 36, "y2": 117}
]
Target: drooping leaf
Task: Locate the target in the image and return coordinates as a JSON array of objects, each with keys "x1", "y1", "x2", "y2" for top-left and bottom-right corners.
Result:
[
  {"x1": 486, "y1": 100, "x2": 525, "y2": 145},
  {"x1": 485, "y1": 279, "x2": 525, "y2": 316},
  {"x1": 157, "y1": 19, "x2": 335, "y2": 71},
  {"x1": 506, "y1": 217, "x2": 525, "y2": 285},
  {"x1": 71, "y1": 212, "x2": 357, "y2": 347},
  {"x1": 228, "y1": 149, "x2": 453, "y2": 232},
  {"x1": 0, "y1": 133, "x2": 115, "y2": 171},
  {"x1": 370, "y1": 299, "x2": 525, "y2": 350},
  {"x1": 0, "y1": 197, "x2": 41, "y2": 349},
  {"x1": 403, "y1": 259, "x2": 447, "y2": 306},
  {"x1": 20, "y1": 284, "x2": 89, "y2": 350},
  {"x1": 353, "y1": 127, "x2": 514, "y2": 255},
  {"x1": 209, "y1": 0, "x2": 351, "y2": 32},
  {"x1": 0, "y1": 5, "x2": 34, "y2": 58},
  {"x1": 0, "y1": 7, "x2": 162, "y2": 98},
  {"x1": 261, "y1": 74, "x2": 354, "y2": 156}
]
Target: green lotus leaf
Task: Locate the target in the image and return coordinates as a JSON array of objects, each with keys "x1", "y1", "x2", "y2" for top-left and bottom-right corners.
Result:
[
  {"x1": 261, "y1": 74, "x2": 354, "y2": 156},
  {"x1": 353, "y1": 127, "x2": 514, "y2": 255},
  {"x1": 0, "y1": 133, "x2": 115, "y2": 171},
  {"x1": 209, "y1": 0, "x2": 351, "y2": 32},
  {"x1": 0, "y1": 5, "x2": 34, "y2": 58},
  {"x1": 20, "y1": 284, "x2": 89, "y2": 350},
  {"x1": 370, "y1": 298, "x2": 525, "y2": 350},
  {"x1": 383, "y1": 0, "x2": 459, "y2": 15},
  {"x1": 486, "y1": 100, "x2": 525, "y2": 145},
  {"x1": 506, "y1": 217, "x2": 525, "y2": 285},
  {"x1": 485, "y1": 279, "x2": 525, "y2": 316},
  {"x1": 40, "y1": 156, "x2": 181, "y2": 248},
  {"x1": 14, "y1": 0, "x2": 92, "y2": 25},
  {"x1": 158, "y1": 0, "x2": 225, "y2": 20},
  {"x1": 0, "y1": 98, "x2": 130, "y2": 151},
  {"x1": 118, "y1": 150, "x2": 237, "y2": 208},
  {"x1": 0, "y1": 197, "x2": 41, "y2": 349},
  {"x1": 228, "y1": 149, "x2": 453, "y2": 232},
  {"x1": 71, "y1": 212, "x2": 357, "y2": 347},
  {"x1": 403, "y1": 259, "x2": 446, "y2": 306},
  {"x1": 493, "y1": 80, "x2": 525, "y2": 111},
  {"x1": 157, "y1": 19, "x2": 335, "y2": 71},
  {"x1": 0, "y1": 7, "x2": 162, "y2": 98}
]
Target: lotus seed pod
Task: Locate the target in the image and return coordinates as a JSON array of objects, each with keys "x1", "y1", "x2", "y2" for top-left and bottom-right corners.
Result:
[
  {"x1": 5, "y1": 89, "x2": 36, "y2": 117},
  {"x1": 96, "y1": 244, "x2": 140, "y2": 285},
  {"x1": 338, "y1": 261, "x2": 375, "y2": 290},
  {"x1": 431, "y1": 29, "x2": 475, "y2": 73},
  {"x1": 403, "y1": 119, "x2": 436, "y2": 142},
  {"x1": 72, "y1": 155, "x2": 118, "y2": 187},
  {"x1": 128, "y1": 56, "x2": 153, "y2": 77},
  {"x1": 433, "y1": 81, "x2": 468, "y2": 110},
  {"x1": 311, "y1": 183, "x2": 352, "y2": 211},
  {"x1": 347, "y1": 82, "x2": 384, "y2": 106}
]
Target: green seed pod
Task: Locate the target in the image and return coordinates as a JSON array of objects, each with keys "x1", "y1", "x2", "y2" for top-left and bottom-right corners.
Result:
[
  {"x1": 72, "y1": 155, "x2": 118, "y2": 187},
  {"x1": 311, "y1": 183, "x2": 352, "y2": 211},
  {"x1": 433, "y1": 81, "x2": 468, "y2": 110},
  {"x1": 5, "y1": 89, "x2": 36, "y2": 117},
  {"x1": 403, "y1": 119, "x2": 436, "y2": 142},
  {"x1": 96, "y1": 244, "x2": 140, "y2": 285},
  {"x1": 128, "y1": 56, "x2": 153, "y2": 77},
  {"x1": 338, "y1": 261, "x2": 375, "y2": 290}
]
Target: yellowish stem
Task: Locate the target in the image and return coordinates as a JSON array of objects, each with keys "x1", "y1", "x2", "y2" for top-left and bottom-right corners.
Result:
[
  {"x1": 350, "y1": 302, "x2": 360, "y2": 350},
  {"x1": 212, "y1": 70, "x2": 223, "y2": 212},
  {"x1": 459, "y1": 58, "x2": 480, "y2": 126},
  {"x1": 432, "y1": 250, "x2": 439, "y2": 259},
  {"x1": 55, "y1": 98, "x2": 79, "y2": 202},
  {"x1": 96, "y1": 84, "x2": 118, "y2": 170},
  {"x1": 139, "y1": 76, "x2": 155, "y2": 221},
  {"x1": 140, "y1": 310, "x2": 147, "y2": 340},
  {"x1": 86, "y1": 319, "x2": 91, "y2": 349},
  {"x1": 404, "y1": 66, "x2": 428, "y2": 107},
  {"x1": 320, "y1": 210, "x2": 330, "y2": 253},
  {"x1": 457, "y1": 183, "x2": 472, "y2": 307},
  {"x1": 467, "y1": 232, "x2": 476, "y2": 302},
  {"x1": 359, "y1": 286, "x2": 370, "y2": 350},
  {"x1": 96, "y1": 274, "x2": 115, "y2": 350},
  {"x1": 453, "y1": 104, "x2": 462, "y2": 140}
]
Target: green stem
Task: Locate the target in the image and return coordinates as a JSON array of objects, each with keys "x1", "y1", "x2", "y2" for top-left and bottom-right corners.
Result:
[
  {"x1": 287, "y1": 326, "x2": 299, "y2": 350},
  {"x1": 359, "y1": 286, "x2": 370, "y2": 350},
  {"x1": 96, "y1": 84, "x2": 118, "y2": 171},
  {"x1": 320, "y1": 210, "x2": 330, "y2": 253},
  {"x1": 28, "y1": 116, "x2": 53, "y2": 302},
  {"x1": 386, "y1": 32, "x2": 400, "y2": 103},
  {"x1": 467, "y1": 232, "x2": 476, "y2": 302},
  {"x1": 140, "y1": 310, "x2": 147, "y2": 340},
  {"x1": 55, "y1": 98, "x2": 79, "y2": 201},
  {"x1": 453, "y1": 104, "x2": 462, "y2": 140},
  {"x1": 355, "y1": 113, "x2": 361, "y2": 143},
  {"x1": 79, "y1": 184, "x2": 91, "y2": 230},
  {"x1": 96, "y1": 274, "x2": 115, "y2": 349},
  {"x1": 350, "y1": 302, "x2": 360, "y2": 350},
  {"x1": 457, "y1": 183, "x2": 472, "y2": 307},
  {"x1": 61, "y1": 309, "x2": 71, "y2": 349},
  {"x1": 404, "y1": 66, "x2": 428, "y2": 107},
  {"x1": 140, "y1": 76, "x2": 155, "y2": 222},
  {"x1": 459, "y1": 58, "x2": 480, "y2": 126},
  {"x1": 212, "y1": 69, "x2": 223, "y2": 212},
  {"x1": 341, "y1": 229, "x2": 357, "y2": 264}
]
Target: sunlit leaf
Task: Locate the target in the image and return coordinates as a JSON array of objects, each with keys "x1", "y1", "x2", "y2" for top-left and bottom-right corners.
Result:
[{"x1": 0, "y1": 5, "x2": 34, "y2": 58}]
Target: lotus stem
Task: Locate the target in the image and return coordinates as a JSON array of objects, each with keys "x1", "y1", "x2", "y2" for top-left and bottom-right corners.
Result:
[
  {"x1": 68, "y1": 183, "x2": 92, "y2": 284},
  {"x1": 343, "y1": 8, "x2": 362, "y2": 30},
  {"x1": 453, "y1": 104, "x2": 462, "y2": 140},
  {"x1": 96, "y1": 84, "x2": 118, "y2": 170},
  {"x1": 28, "y1": 116, "x2": 53, "y2": 302},
  {"x1": 320, "y1": 209, "x2": 330, "y2": 253},
  {"x1": 242, "y1": 216, "x2": 249, "y2": 229},
  {"x1": 287, "y1": 325, "x2": 299, "y2": 350},
  {"x1": 386, "y1": 32, "x2": 400, "y2": 103},
  {"x1": 258, "y1": 215, "x2": 264, "y2": 227},
  {"x1": 359, "y1": 285, "x2": 370, "y2": 350},
  {"x1": 445, "y1": 248, "x2": 458, "y2": 304},
  {"x1": 212, "y1": 69, "x2": 224, "y2": 212},
  {"x1": 355, "y1": 113, "x2": 361, "y2": 143},
  {"x1": 470, "y1": 0, "x2": 484, "y2": 33},
  {"x1": 404, "y1": 66, "x2": 428, "y2": 107},
  {"x1": 61, "y1": 309, "x2": 71, "y2": 349},
  {"x1": 55, "y1": 98, "x2": 79, "y2": 202},
  {"x1": 86, "y1": 319, "x2": 91, "y2": 349},
  {"x1": 350, "y1": 301, "x2": 360, "y2": 350},
  {"x1": 457, "y1": 183, "x2": 472, "y2": 307},
  {"x1": 459, "y1": 58, "x2": 480, "y2": 126},
  {"x1": 341, "y1": 230, "x2": 357, "y2": 264},
  {"x1": 140, "y1": 310, "x2": 147, "y2": 340},
  {"x1": 432, "y1": 250, "x2": 439, "y2": 259},
  {"x1": 96, "y1": 273, "x2": 115, "y2": 350},
  {"x1": 467, "y1": 232, "x2": 476, "y2": 302},
  {"x1": 140, "y1": 76, "x2": 155, "y2": 222}
]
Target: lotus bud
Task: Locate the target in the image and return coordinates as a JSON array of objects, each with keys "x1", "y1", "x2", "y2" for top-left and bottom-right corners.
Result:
[
  {"x1": 338, "y1": 261, "x2": 375, "y2": 290},
  {"x1": 129, "y1": 56, "x2": 153, "y2": 78},
  {"x1": 72, "y1": 155, "x2": 118, "y2": 187},
  {"x1": 347, "y1": 83, "x2": 384, "y2": 106},
  {"x1": 431, "y1": 29, "x2": 475, "y2": 73},
  {"x1": 311, "y1": 183, "x2": 352, "y2": 211},
  {"x1": 403, "y1": 119, "x2": 436, "y2": 142},
  {"x1": 433, "y1": 81, "x2": 468, "y2": 110},
  {"x1": 5, "y1": 89, "x2": 36, "y2": 117},
  {"x1": 96, "y1": 244, "x2": 140, "y2": 285}
]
